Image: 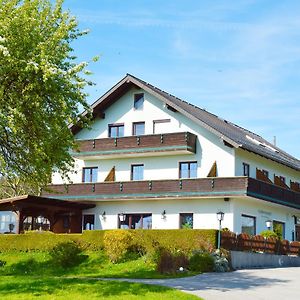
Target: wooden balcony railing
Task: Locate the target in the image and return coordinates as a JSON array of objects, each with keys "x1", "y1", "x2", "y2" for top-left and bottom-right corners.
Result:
[
  {"x1": 43, "y1": 177, "x2": 247, "y2": 200},
  {"x1": 43, "y1": 177, "x2": 300, "y2": 209},
  {"x1": 72, "y1": 131, "x2": 197, "y2": 159},
  {"x1": 247, "y1": 177, "x2": 300, "y2": 209}
]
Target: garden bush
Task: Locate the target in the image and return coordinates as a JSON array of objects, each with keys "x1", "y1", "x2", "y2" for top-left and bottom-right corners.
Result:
[
  {"x1": 260, "y1": 230, "x2": 278, "y2": 239},
  {"x1": 103, "y1": 230, "x2": 134, "y2": 263},
  {"x1": 0, "y1": 260, "x2": 6, "y2": 267},
  {"x1": 188, "y1": 251, "x2": 214, "y2": 272},
  {"x1": 49, "y1": 241, "x2": 87, "y2": 268},
  {"x1": 211, "y1": 249, "x2": 230, "y2": 272},
  {"x1": 8, "y1": 257, "x2": 42, "y2": 274},
  {"x1": 155, "y1": 247, "x2": 189, "y2": 274}
]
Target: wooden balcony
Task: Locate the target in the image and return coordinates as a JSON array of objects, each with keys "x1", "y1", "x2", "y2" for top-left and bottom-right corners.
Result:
[
  {"x1": 43, "y1": 177, "x2": 247, "y2": 201},
  {"x1": 247, "y1": 177, "x2": 300, "y2": 209},
  {"x1": 43, "y1": 177, "x2": 300, "y2": 209},
  {"x1": 72, "y1": 131, "x2": 197, "y2": 159}
]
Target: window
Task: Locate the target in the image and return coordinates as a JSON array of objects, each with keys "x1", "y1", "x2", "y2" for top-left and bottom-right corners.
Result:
[
  {"x1": 82, "y1": 167, "x2": 98, "y2": 183},
  {"x1": 23, "y1": 216, "x2": 50, "y2": 231},
  {"x1": 262, "y1": 169, "x2": 269, "y2": 178},
  {"x1": 0, "y1": 212, "x2": 16, "y2": 233},
  {"x1": 83, "y1": 214, "x2": 95, "y2": 230},
  {"x1": 131, "y1": 164, "x2": 144, "y2": 180},
  {"x1": 153, "y1": 119, "x2": 171, "y2": 134},
  {"x1": 179, "y1": 161, "x2": 197, "y2": 178},
  {"x1": 243, "y1": 163, "x2": 250, "y2": 176},
  {"x1": 273, "y1": 220, "x2": 285, "y2": 239},
  {"x1": 134, "y1": 93, "x2": 144, "y2": 110},
  {"x1": 108, "y1": 123, "x2": 124, "y2": 138},
  {"x1": 118, "y1": 213, "x2": 152, "y2": 229},
  {"x1": 241, "y1": 214, "x2": 256, "y2": 235},
  {"x1": 180, "y1": 213, "x2": 193, "y2": 229},
  {"x1": 132, "y1": 122, "x2": 145, "y2": 135}
]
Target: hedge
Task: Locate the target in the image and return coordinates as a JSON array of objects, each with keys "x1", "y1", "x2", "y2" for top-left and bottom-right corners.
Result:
[
  {"x1": 131, "y1": 229, "x2": 217, "y2": 253},
  {"x1": 0, "y1": 229, "x2": 217, "y2": 253},
  {"x1": 0, "y1": 230, "x2": 105, "y2": 252},
  {"x1": 103, "y1": 229, "x2": 217, "y2": 262}
]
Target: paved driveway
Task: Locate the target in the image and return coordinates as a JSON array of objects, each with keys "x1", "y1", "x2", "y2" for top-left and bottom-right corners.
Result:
[{"x1": 113, "y1": 267, "x2": 300, "y2": 300}]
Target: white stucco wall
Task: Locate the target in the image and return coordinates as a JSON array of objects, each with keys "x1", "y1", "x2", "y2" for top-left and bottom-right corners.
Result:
[
  {"x1": 231, "y1": 197, "x2": 298, "y2": 241},
  {"x1": 52, "y1": 87, "x2": 235, "y2": 184},
  {"x1": 82, "y1": 198, "x2": 233, "y2": 231},
  {"x1": 235, "y1": 148, "x2": 300, "y2": 184},
  {"x1": 81, "y1": 196, "x2": 298, "y2": 240}
]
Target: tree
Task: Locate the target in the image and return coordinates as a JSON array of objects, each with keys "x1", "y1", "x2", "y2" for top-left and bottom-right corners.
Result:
[
  {"x1": 0, "y1": 0, "x2": 95, "y2": 194},
  {"x1": 0, "y1": 176, "x2": 39, "y2": 198}
]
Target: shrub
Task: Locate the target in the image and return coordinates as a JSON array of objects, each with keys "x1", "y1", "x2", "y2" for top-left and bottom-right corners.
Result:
[
  {"x1": 0, "y1": 260, "x2": 6, "y2": 267},
  {"x1": 188, "y1": 252, "x2": 214, "y2": 272},
  {"x1": 103, "y1": 230, "x2": 134, "y2": 263},
  {"x1": 49, "y1": 241, "x2": 86, "y2": 268},
  {"x1": 155, "y1": 248, "x2": 189, "y2": 274},
  {"x1": 156, "y1": 248, "x2": 174, "y2": 274},
  {"x1": 260, "y1": 230, "x2": 278, "y2": 239},
  {"x1": 211, "y1": 249, "x2": 230, "y2": 272},
  {"x1": 9, "y1": 258, "x2": 41, "y2": 275}
]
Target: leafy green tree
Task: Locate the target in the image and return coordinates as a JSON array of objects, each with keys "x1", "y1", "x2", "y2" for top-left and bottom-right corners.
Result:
[
  {"x1": 0, "y1": 0, "x2": 95, "y2": 194},
  {"x1": 0, "y1": 176, "x2": 39, "y2": 198}
]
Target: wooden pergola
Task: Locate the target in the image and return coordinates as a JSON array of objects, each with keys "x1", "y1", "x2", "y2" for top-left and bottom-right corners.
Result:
[{"x1": 0, "y1": 195, "x2": 95, "y2": 233}]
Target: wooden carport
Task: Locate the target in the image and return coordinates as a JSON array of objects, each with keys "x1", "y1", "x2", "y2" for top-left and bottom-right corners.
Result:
[{"x1": 0, "y1": 195, "x2": 95, "y2": 233}]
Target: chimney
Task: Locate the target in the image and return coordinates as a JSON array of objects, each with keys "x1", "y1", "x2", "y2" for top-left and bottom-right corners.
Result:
[{"x1": 273, "y1": 136, "x2": 276, "y2": 146}]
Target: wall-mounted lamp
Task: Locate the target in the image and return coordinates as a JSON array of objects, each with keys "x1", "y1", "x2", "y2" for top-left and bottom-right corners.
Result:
[
  {"x1": 119, "y1": 213, "x2": 126, "y2": 222},
  {"x1": 266, "y1": 220, "x2": 272, "y2": 230},
  {"x1": 161, "y1": 210, "x2": 166, "y2": 219},
  {"x1": 101, "y1": 211, "x2": 106, "y2": 220}
]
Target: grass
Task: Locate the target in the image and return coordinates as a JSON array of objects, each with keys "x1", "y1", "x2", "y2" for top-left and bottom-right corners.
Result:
[
  {"x1": 0, "y1": 251, "x2": 203, "y2": 299},
  {"x1": 0, "y1": 251, "x2": 198, "y2": 279},
  {"x1": 0, "y1": 275, "x2": 201, "y2": 299}
]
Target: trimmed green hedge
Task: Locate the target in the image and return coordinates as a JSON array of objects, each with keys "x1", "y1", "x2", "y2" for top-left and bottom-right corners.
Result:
[
  {"x1": 132, "y1": 229, "x2": 217, "y2": 253},
  {"x1": 0, "y1": 230, "x2": 105, "y2": 252},
  {"x1": 0, "y1": 229, "x2": 217, "y2": 253},
  {"x1": 103, "y1": 229, "x2": 217, "y2": 262}
]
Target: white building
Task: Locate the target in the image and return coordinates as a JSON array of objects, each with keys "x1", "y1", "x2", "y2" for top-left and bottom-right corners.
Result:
[{"x1": 3, "y1": 74, "x2": 299, "y2": 239}]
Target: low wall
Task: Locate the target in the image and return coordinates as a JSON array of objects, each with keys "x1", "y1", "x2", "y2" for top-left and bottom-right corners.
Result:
[{"x1": 231, "y1": 251, "x2": 300, "y2": 269}]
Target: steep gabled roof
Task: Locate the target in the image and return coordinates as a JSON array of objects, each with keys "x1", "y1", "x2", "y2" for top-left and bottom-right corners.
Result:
[{"x1": 72, "y1": 74, "x2": 300, "y2": 171}]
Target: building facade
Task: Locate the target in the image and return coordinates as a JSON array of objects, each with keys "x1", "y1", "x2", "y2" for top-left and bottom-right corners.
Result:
[{"x1": 2, "y1": 74, "x2": 300, "y2": 239}]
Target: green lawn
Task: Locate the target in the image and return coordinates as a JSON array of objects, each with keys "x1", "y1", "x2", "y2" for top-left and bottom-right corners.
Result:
[
  {"x1": 0, "y1": 251, "x2": 202, "y2": 299},
  {"x1": 0, "y1": 276, "x2": 201, "y2": 300},
  {"x1": 0, "y1": 251, "x2": 197, "y2": 279}
]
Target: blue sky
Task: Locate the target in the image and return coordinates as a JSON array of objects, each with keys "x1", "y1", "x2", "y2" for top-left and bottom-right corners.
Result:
[{"x1": 64, "y1": 0, "x2": 300, "y2": 159}]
